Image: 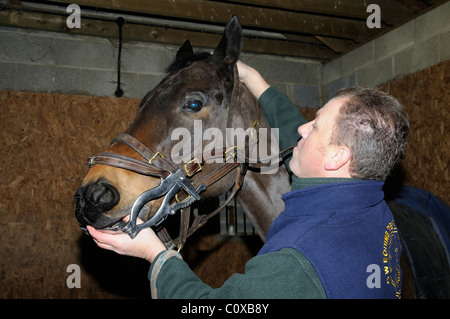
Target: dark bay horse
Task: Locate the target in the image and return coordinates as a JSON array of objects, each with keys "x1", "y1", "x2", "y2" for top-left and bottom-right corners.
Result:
[
  {"x1": 75, "y1": 16, "x2": 450, "y2": 298},
  {"x1": 75, "y1": 16, "x2": 290, "y2": 245}
]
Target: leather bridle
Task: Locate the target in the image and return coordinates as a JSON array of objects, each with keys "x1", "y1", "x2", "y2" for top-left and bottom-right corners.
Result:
[
  {"x1": 86, "y1": 132, "x2": 249, "y2": 248},
  {"x1": 84, "y1": 66, "x2": 293, "y2": 250}
]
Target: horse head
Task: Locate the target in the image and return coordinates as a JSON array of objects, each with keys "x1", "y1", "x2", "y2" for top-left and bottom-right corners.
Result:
[{"x1": 74, "y1": 16, "x2": 290, "y2": 242}]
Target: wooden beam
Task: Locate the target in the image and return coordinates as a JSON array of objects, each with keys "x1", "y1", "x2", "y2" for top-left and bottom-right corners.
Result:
[
  {"x1": 314, "y1": 36, "x2": 355, "y2": 54},
  {"x1": 220, "y1": 0, "x2": 415, "y2": 25},
  {"x1": 46, "y1": 0, "x2": 378, "y2": 41},
  {"x1": 243, "y1": 37, "x2": 337, "y2": 60},
  {"x1": 0, "y1": 9, "x2": 336, "y2": 61}
]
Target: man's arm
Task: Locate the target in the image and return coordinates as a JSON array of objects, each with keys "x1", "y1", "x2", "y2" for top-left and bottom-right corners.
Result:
[
  {"x1": 237, "y1": 61, "x2": 306, "y2": 169},
  {"x1": 150, "y1": 248, "x2": 326, "y2": 299},
  {"x1": 88, "y1": 222, "x2": 326, "y2": 299}
]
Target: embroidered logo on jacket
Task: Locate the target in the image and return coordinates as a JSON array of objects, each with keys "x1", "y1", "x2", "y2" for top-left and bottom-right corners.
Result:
[{"x1": 383, "y1": 220, "x2": 402, "y2": 298}]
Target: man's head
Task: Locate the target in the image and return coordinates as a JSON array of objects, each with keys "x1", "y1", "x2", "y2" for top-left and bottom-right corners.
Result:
[{"x1": 290, "y1": 87, "x2": 410, "y2": 181}]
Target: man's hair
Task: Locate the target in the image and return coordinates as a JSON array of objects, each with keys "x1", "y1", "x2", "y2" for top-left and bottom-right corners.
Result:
[{"x1": 330, "y1": 87, "x2": 410, "y2": 181}]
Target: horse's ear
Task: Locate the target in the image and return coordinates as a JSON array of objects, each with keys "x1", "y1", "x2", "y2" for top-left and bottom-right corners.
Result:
[
  {"x1": 213, "y1": 15, "x2": 242, "y2": 66},
  {"x1": 176, "y1": 40, "x2": 194, "y2": 60}
]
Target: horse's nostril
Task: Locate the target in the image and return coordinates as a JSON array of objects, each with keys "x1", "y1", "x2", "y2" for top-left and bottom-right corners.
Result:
[
  {"x1": 87, "y1": 181, "x2": 120, "y2": 211},
  {"x1": 74, "y1": 180, "x2": 120, "y2": 228},
  {"x1": 91, "y1": 184, "x2": 108, "y2": 205}
]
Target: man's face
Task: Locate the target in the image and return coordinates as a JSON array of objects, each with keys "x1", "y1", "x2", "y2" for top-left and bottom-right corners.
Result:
[{"x1": 289, "y1": 97, "x2": 346, "y2": 178}]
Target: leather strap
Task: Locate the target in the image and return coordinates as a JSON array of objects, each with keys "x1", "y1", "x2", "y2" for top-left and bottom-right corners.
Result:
[
  {"x1": 112, "y1": 133, "x2": 176, "y2": 172},
  {"x1": 87, "y1": 152, "x2": 170, "y2": 178}
]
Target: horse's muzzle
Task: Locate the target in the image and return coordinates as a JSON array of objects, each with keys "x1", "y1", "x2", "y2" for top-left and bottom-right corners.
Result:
[{"x1": 74, "y1": 179, "x2": 120, "y2": 229}]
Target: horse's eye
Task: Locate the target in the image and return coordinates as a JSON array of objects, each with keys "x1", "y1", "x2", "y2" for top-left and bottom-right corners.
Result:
[{"x1": 183, "y1": 100, "x2": 203, "y2": 112}]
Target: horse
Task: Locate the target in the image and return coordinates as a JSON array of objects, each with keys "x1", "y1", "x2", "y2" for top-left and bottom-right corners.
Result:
[
  {"x1": 74, "y1": 16, "x2": 290, "y2": 247},
  {"x1": 74, "y1": 16, "x2": 450, "y2": 298}
]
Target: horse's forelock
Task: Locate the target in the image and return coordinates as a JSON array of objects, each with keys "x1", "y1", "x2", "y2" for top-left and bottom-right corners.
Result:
[{"x1": 165, "y1": 51, "x2": 212, "y2": 74}]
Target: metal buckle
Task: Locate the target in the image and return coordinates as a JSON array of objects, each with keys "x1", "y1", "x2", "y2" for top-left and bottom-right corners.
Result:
[
  {"x1": 184, "y1": 158, "x2": 202, "y2": 177},
  {"x1": 251, "y1": 120, "x2": 261, "y2": 143},
  {"x1": 225, "y1": 146, "x2": 238, "y2": 162},
  {"x1": 86, "y1": 155, "x2": 95, "y2": 168},
  {"x1": 149, "y1": 151, "x2": 164, "y2": 164},
  {"x1": 175, "y1": 193, "x2": 190, "y2": 203}
]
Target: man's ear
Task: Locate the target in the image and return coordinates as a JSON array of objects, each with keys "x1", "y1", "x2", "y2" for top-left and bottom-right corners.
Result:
[{"x1": 324, "y1": 146, "x2": 351, "y2": 171}]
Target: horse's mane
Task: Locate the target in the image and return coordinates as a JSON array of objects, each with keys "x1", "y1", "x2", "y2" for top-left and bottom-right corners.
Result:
[{"x1": 166, "y1": 51, "x2": 211, "y2": 73}]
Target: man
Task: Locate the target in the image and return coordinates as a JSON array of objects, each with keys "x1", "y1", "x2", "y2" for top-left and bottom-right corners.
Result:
[{"x1": 88, "y1": 61, "x2": 410, "y2": 298}]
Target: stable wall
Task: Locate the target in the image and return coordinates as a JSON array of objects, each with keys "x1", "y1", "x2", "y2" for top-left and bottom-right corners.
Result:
[
  {"x1": 321, "y1": 1, "x2": 450, "y2": 101},
  {"x1": 0, "y1": 26, "x2": 320, "y2": 107},
  {"x1": 379, "y1": 60, "x2": 449, "y2": 203},
  {"x1": 0, "y1": 92, "x2": 145, "y2": 298}
]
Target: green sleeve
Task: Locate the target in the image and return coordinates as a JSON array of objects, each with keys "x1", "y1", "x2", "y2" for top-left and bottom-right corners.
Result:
[
  {"x1": 258, "y1": 87, "x2": 307, "y2": 171},
  {"x1": 258, "y1": 86, "x2": 306, "y2": 150},
  {"x1": 149, "y1": 248, "x2": 326, "y2": 299}
]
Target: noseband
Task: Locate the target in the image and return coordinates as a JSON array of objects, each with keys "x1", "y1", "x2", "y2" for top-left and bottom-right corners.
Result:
[{"x1": 84, "y1": 66, "x2": 293, "y2": 250}]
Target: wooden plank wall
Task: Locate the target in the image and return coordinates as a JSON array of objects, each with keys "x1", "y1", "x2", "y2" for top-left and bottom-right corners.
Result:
[
  {"x1": 0, "y1": 93, "x2": 145, "y2": 298},
  {"x1": 379, "y1": 60, "x2": 449, "y2": 201},
  {"x1": 0, "y1": 60, "x2": 448, "y2": 298}
]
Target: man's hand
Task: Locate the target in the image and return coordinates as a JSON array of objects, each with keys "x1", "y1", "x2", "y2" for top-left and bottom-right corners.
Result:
[
  {"x1": 236, "y1": 60, "x2": 270, "y2": 99},
  {"x1": 87, "y1": 216, "x2": 167, "y2": 263},
  {"x1": 236, "y1": 60, "x2": 252, "y2": 83}
]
